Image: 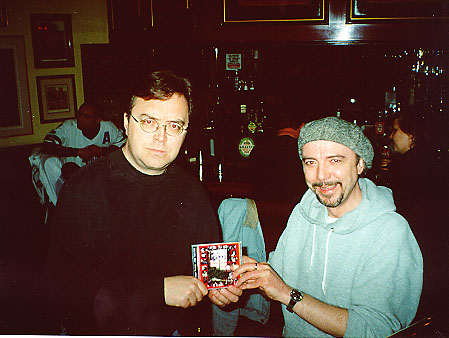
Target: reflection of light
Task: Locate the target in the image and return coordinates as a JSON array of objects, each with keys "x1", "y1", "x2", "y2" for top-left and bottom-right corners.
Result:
[{"x1": 337, "y1": 25, "x2": 354, "y2": 41}]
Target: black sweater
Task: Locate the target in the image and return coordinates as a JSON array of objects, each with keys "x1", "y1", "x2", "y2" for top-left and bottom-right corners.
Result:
[{"x1": 45, "y1": 149, "x2": 220, "y2": 335}]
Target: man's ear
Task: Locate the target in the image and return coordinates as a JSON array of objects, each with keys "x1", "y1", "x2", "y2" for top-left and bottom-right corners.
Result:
[
  {"x1": 409, "y1": 134, "x2": 415, "y2": 149},
  {"x1": 123, "y1": 113, "x2": 129, "y2": 136},
  {"x1": 357, "y1": 158, "x2": 365, "y2": 175}
]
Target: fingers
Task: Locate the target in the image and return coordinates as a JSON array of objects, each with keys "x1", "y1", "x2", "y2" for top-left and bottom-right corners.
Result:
[
  {"x1": 190, "y1": 278, "x2": 208, "y2": 302},
  {"x1": 164, "y1": 276, "x2": 208, "y2": 308},
  {"x1": 209, "y1": 290, "x2": 227, "y2": 307},
  {"x1": 227, "y1": 284, "x2": 243, "y2": 297},
  {"x1": 233, "y1": 263, "x2": 252, "y2": 276},
  {"x1": 180, "y1": 283, "x2": 205, "y2": 308},
  {"x1": 209, "y1": 290, "x2": 226, "y2": 307},
  {"x1": 237, "y1": 278, "x2": 261, "y2": 290},
  {"x1": 196, "y1": 279, "x2": 208, "y2": 296},
  {"x1": 235, "y1": 270, "x2": 259, "y2": 288},
  {"x1": 209, "y1": 286, "x2": 242, "y2": 307},
  {"x1": 234, "y1": 262, "x2": 270, "y2": 289},
  {"x1": 242, "y1": 255, "x2": 257, "y2": 264},
  {"x1": 233, "y1": 261, "x2": 265, "y2": 276}
]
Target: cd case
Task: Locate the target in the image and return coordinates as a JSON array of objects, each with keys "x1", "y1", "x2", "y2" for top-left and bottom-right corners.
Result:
[{"x1": 192, "y1": 241, "x2": 242, "y2": 289}]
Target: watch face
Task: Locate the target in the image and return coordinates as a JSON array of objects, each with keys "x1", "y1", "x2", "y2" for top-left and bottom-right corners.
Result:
[
  {"x1": 287, "y1": 289, "x2": 303, "y2": 312},
  {"x1": 291, "y1": 289, "x2": 303, "y2": 302}
]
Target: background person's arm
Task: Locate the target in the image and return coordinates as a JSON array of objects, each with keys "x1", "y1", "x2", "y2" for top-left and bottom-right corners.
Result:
[{"x1": 41, "y1": 141, "x2": 80, "y2": 157}]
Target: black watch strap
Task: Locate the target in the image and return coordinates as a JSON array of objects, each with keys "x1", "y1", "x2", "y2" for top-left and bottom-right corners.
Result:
[{"x1": 287, "y1": 288, "x2": 303, "y2": 313}]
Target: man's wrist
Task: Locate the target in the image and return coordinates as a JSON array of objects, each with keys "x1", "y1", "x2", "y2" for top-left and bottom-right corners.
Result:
[{"x1": 281, "y1": 287, "x2": 293, "y2": 306}]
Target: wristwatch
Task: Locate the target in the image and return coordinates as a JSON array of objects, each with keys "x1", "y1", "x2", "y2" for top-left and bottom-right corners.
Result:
[{"x1": 287, "y1": 288, "x2": 303, "y2": 313}]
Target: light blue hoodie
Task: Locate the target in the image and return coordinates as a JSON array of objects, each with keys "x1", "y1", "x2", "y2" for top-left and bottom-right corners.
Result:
[{"x1": 269, "y1": 178, "x2": 423, "y2": 338}]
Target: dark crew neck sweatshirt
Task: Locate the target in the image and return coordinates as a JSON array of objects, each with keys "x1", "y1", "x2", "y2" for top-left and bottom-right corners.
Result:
[{"x1": 45, "y1": 149, "x2": 220, "y2": 335}]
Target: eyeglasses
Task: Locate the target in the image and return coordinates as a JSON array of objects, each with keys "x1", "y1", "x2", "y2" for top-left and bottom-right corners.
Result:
[{"x1": 129, "y1": 114, "x2": 188, "y2": 136}]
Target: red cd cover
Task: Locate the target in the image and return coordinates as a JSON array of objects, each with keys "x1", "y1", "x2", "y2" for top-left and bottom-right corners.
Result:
[{"x1": 191, "y1": 241, "x2": 242, "y2": 289}]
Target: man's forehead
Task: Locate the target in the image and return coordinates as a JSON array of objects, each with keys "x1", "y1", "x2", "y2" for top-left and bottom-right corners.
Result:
[
  {"x1": 132, "y1": 96, "x2": 189, "y2": 121},
  {"x1": 78, "y1": 108, "x2": 95, "y2": 118},
  {"x1": 302, "y1": 140, "x2": 356, "y2": 157}
]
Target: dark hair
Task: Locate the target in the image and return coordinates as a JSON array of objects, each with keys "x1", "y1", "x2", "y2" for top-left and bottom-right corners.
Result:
[
  {"x1": 392, "y1": 108, "x2": 427, "y2": 148},
  {"x1": 77, "y1": 101, "x2": 103, "y2": 119},
  {"x1": 129, "y1": 70, "x2": 193, "y2": 116}
]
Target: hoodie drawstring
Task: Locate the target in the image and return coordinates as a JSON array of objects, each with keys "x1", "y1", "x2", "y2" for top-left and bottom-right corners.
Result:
[
  {"x1": 322, "y1": 228, "x2": 334, "y2": 294},
  {"x1": 310, "y1": 224, "x2": 316, "y2": 268}
]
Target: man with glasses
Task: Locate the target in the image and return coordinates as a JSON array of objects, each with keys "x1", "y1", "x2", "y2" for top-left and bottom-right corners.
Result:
[{"x1": 45, "y1": 70, "x2": 223, "y2": 335}]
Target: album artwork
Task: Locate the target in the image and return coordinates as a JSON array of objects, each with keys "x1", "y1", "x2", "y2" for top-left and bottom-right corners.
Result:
[{"x1": 192, "y1": 241, "x2": 242, "y2": 289}]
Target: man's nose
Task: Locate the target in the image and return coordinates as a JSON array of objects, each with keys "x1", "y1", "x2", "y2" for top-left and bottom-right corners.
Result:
[
  {"x1": 153, "y1": 124, "x2": 167, "y2": 142},
  {"x1": 316, "y1": 163, "x2": 330, "y2": 181}
]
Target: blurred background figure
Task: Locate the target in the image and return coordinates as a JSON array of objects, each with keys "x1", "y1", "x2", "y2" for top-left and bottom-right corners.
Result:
[
  {"x1": 29, "y1": 101, "x2": 125, "y2": 207},
  {"x1": 380, "y1": 109, "x2": 436, "y2": 219},
  {"x1": 249, "y1": 112, "x2": 307, "y2": 206},
  {"x1": 380, "y1": 108, "x2": 448, "y2": 322}
]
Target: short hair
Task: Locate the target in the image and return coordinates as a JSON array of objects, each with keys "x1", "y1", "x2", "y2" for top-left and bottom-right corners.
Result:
[
  {"x1": 77, "y1": 101, "x2": 103, "y2": 119},
  {"x1": 392, "y1": 109, "x2": 427, "y2": 147},
  {"x1": 128, "y1": 70, "x2": 193, "y2": 116}
]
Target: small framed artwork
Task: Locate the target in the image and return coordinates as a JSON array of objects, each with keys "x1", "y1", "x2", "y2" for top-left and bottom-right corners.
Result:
[
  {"x1": 348, "y1": 0, "x2": 449, "y2": 22},
  {"x1": 0, "y1": 36, "x2": 33, "y2": 137},
  {"x1": 30, "y1": 14, "x2": 75, "y2": 68},
  {"x1": 36, "y1": 75, "x2": 77, "y2": 124},
  {"x1": 223, "y1": 0, "x2": 327, "y2": 23},
  {"x1": 0, "y1": 1, "x2": 7, "y2": 27}
]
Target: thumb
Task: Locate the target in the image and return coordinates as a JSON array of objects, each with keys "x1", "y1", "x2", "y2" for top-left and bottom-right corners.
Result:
[{"x1": 197, "y1": 280, "x2": 208, "y2": 296}]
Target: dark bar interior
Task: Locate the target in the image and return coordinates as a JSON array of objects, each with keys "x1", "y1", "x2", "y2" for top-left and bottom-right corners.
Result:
[{"x1": 1, "y1": 0, "x2": 448, "y2": 336}]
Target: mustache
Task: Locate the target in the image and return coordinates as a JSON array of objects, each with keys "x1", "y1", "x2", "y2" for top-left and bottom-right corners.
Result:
[{"x1": 312, "y1": 181, "x2": 341, "y2": 188}]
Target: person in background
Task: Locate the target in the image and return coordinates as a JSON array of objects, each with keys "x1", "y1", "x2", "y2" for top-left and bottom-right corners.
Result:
[
  {"x1": 44, "y1": 70, "x2": 226, "y2": 335},
  {"x1": 249, "y1": 113, "x2": 307, "y2": 206},
  {"x1": 213, "y1": 116, "x2": 423, "y2": 337},
  {"x1": 33, "y1": 101, "x2": 125, "y2": 205},
  {"x1": 380, "y1": 109, "x2": 434, "y2": 219},
  {"x1": 381, "y1": 109, "x2": 448, "y2": 324}
]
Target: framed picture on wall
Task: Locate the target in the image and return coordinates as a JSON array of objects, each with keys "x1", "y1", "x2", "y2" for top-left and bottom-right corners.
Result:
[
  {"x1": 0, "y1": 36, "x2": 33, "y2": 137},
  {"x1": 348, "y1": 0, "x2": 449, "y2": 22},
  {"x1": 36, "y1": 75, "x2": 77, "y2": 123},
  {"x1": 223, "y1": 0, "x2": 327, "y2": 23},
  {"x1": 30, "y1": 14, "x2": 75, "y2": 68}
]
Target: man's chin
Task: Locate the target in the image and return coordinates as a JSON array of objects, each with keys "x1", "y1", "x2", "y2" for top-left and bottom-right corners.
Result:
[
  {"x1": 316, "y1": 193, "x2": 343, "y2": 208},
  {"x1": 318, "y1": 199, "x2": 339, "y2": 208}
]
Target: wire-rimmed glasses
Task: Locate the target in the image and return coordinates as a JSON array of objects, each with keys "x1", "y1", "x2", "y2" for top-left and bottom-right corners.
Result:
[{"x1": 129, "y1": 114, "x2": 188, "y2": 136}]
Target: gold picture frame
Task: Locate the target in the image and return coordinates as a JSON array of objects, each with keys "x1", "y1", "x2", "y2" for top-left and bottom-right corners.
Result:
[
  {"x1": 223, "y1": 0, "x2": 327, "y2": 23},
  {"x1": 36, "y1": 75, "x2": 77, "y2": 124},
  {"x1": 348, "y1": 0, "x2": 449, "y2": 22}
]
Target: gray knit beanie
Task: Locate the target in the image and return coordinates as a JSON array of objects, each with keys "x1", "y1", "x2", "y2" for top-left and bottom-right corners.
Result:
[{"x1": 298, "y1": 116, "x2": 374, "y2": 169}]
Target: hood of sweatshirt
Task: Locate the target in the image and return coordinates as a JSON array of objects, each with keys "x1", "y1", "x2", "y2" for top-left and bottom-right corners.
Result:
[{"x1": 298, "y1": 177, "x2": 396, "y2": 234}]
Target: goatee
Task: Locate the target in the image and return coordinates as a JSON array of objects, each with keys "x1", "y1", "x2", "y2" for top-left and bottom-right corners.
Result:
[{"x1": 312, "y1": 181, "x2": 344, "y2": 208}]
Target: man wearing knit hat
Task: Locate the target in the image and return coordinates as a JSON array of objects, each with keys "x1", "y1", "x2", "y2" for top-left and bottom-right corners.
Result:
[{"x1": 217, "y1": 117, "x2": 423, "y2": 337}]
